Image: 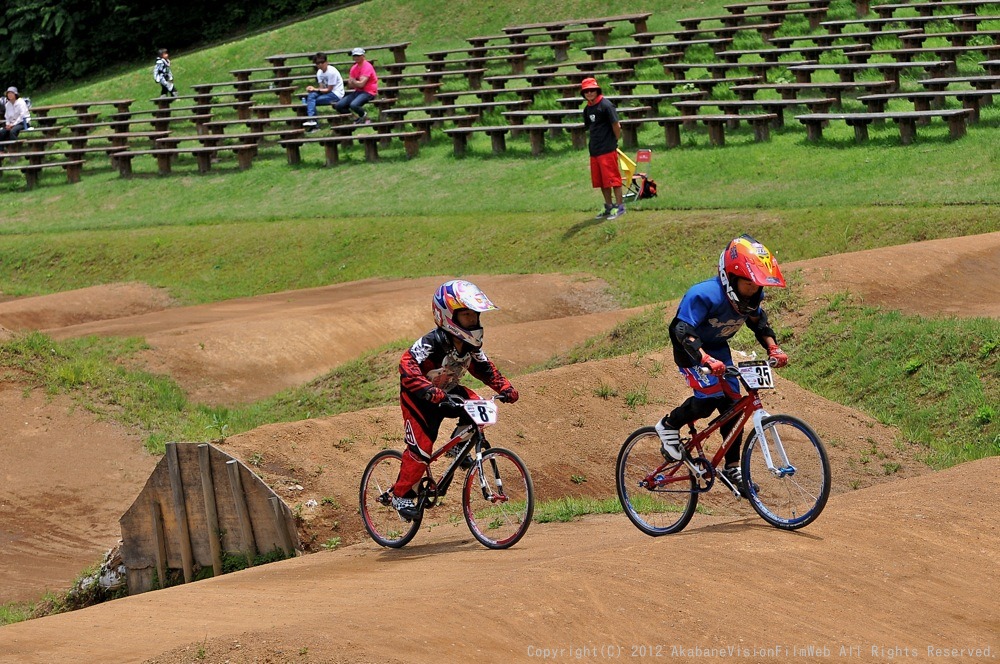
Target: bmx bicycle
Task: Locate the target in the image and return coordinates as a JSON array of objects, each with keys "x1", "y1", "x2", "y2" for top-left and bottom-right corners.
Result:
[
  {"x1": 616, "y1": 359, "x2": 830, "y2": 536},
  {"x1": 360, "y1": 396, "x2": 534, "y2": 549}
]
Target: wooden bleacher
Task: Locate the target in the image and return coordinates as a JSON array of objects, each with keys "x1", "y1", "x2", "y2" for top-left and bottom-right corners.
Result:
[{"x1": 7, "y1": 1, "x2": 1000, "y2": 192}]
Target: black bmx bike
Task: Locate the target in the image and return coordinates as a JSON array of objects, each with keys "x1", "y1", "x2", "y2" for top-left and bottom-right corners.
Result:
[{"x1": 359, "y1": 397, "x2": 534, "y2": 549}]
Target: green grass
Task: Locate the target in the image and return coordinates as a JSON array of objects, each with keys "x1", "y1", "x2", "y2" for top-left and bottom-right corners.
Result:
[
  {"x1": 0, "y1": 601, "x2": 34, "y2": 626},
  {"x1": 0, "y1": 561, "x2": 129, "y2": 627},
  {"x1": 0, "y1": 209, "x2": 995, "y2": 305},
  {"x1": 2, "y1": 1, "x2": 999, "y2": 211},
  {"x1": 532, "y1": 495, "x2": 623, "y2": 523},
  {"x1": 0, "y1": 332, "x2": 405, "y2": 453},
  {"x1": 786, "y1": 295, "x2": 1000, "y2": 468}
]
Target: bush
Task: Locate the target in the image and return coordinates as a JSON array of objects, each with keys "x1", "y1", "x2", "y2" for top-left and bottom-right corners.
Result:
[{"x1": 0, "y1": 0, "x2": 350, "y2": 91}]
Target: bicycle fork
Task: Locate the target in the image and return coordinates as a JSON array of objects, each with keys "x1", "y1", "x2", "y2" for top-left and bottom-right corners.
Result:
[
  {"x1": 473, "y1": 443, "x2": 508, "y2": 504},
  {"x1": 752, "y1": 410, "x2": 796, "y2": 477}
]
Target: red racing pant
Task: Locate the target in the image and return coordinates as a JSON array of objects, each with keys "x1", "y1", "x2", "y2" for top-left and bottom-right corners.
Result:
[{"x1": 392, "y1": 385, "x2": 481, "y2": 497}]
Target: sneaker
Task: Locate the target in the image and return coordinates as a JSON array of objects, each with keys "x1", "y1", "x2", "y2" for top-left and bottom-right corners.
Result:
[
  {"x1": 655, "y1": 421, "x2": 683, "y2": 461},
  {"x1": 302, "y1": 120, "x2": 318, "y2": 127},
  {"x1": 720, "y1": 466, "x2": 757, "y2": 497},
  {"x1": 595, "y1": 204, "x2": 613, "y2": 219},
  {"x1": 445, "y1": 446, "x2": 474, "y2": 470},
  {"x1": 606, "y1": 204, "x2": 626, "y2": 221},
  {"x1": 391, "y1": 493, "x2": 419, "y2": 521},
  {"x1": 353, "y1": 113, "x2": 369, "y2": 125},
  {"x1": 445, "y1": 427, "x2": 474, "y2": 469}
]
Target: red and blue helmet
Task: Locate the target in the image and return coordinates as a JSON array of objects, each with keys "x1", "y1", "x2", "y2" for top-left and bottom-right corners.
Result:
[
  {"x1": 432, "y1": 280, "x2": 498, "y2": 347},
  {"x1": 718, "y1": 235, "x2": 786, "y2": 314}
]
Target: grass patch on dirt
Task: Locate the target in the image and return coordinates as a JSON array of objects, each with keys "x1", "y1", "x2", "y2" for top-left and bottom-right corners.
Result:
[
  {"x1": 0, "y1": 332, "x2": 405, "y2": 453},
  {"x1": 0, "y1": 601, "x2": 33, "y2": 626},
  {"x1": 785, "y1": 295, "x2": 1000, "y2": 468},
  {"x1": 533, "y1": 496, "x2": 623, "y2": 523},
  {"x1": 0, "y1": 562, "x2": 128, "y2": 627}
]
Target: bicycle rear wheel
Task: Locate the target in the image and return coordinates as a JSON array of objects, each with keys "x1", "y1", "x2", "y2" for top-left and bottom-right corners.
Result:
[
  {"x1": 359, "y1": 450, "x2": 421, "y2": 548},
  {"x1": 463, "y1": 447, "x2": 534, "y2": 549},
  {"x1": 742, "y1": 415, "x2": 830, "y2": 530},
  {"x1": 616, "y1": 426, "x2": 698, "y2": 536}
]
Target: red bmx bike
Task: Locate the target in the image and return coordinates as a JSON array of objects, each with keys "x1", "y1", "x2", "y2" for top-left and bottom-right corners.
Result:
[{"x1": 616, "y1": 360, "x2": 831, "y2": 536}]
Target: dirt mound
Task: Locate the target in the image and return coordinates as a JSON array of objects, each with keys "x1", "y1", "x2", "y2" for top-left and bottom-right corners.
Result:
[
  {"x1": 208, "y1": 347, "x2": 927, "y2": 556},
  {"x1": 0, "y1": 282, "x2": 176, "y2": 329},
  {"x1": 0, "y1": 274, "x2": 634, "y2": 405},
  {"x1": 0, "y1": 387, "x2": 155, "y2": 604},
  {"x1": 786, "y1": 231, "x2": 1000, "y2": 319},
  {"x1": 3, "y1": 457, "x2": 997, "y2": 663}
]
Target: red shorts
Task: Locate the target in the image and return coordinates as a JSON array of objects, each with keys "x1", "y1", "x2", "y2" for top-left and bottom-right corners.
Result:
[{"x1": 590, "y1": 151, "x2": 622, "y2": 188}]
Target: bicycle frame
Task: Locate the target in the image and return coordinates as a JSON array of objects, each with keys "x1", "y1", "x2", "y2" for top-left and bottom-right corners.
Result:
[
  {"x1": 413, "y1": 418, "x2": 489, "y2": 511},
  {"x1": 651, "y1": 365, "x2": 795, "y2": 492}
]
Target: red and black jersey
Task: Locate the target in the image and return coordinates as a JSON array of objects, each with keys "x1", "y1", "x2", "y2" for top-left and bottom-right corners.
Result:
[{"x1": 399, "y1": 327, "x2": 512, "y2": 402}]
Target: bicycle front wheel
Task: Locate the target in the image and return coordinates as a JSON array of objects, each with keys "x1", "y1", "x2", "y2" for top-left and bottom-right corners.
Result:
[
  {"x1": 463, "y1": 447, "x2": 534, "y2": 549},
  {"x1": 359, "y1": 450, "x2": 421, "y2": 548},
  {"x1": 742, "y1": 415, "x2": 831, "y2": 530},
  {"x1": 616, "y1": 426, "x2": 698, "y2": 536}
]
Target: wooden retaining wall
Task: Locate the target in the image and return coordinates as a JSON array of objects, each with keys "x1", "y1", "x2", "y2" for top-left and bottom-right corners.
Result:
[{"x1": 119, "y1": 442, "x2": 300, "y2": 593}]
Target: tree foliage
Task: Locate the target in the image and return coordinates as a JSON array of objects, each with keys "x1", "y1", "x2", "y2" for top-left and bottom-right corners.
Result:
[{"x1": 0, "y1": 0, "x2": 346, "y2": 92}]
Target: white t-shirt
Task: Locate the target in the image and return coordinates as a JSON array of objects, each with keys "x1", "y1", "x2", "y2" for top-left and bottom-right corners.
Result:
[
  {"x1": 316, "y1": 66, "x2": 344, "y2": 97},
  {"x1": 4, "y1": 97, "x2": 29, "y2": 126}
]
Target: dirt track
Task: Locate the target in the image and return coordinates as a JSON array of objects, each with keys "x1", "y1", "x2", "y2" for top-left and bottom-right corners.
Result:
[
  {"x1": 0, "y1": 233, "x2": 998, "y2": 662},
  {"x1": 3, "y1": 458, "x2": 998, "y2": 663}
]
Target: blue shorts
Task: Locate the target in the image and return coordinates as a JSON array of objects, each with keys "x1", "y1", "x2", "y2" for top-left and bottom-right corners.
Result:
[{"x1": 679, "y1": 366, "x2": 740, "y2": 399}]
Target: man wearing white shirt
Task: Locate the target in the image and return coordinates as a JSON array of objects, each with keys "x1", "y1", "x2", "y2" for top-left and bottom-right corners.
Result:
[{"x1": 302, "y1": 53, "x2": 344, "y2": 131}]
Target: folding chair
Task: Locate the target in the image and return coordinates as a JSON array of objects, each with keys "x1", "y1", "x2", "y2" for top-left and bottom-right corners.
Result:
[{"x1": 620, "y1": 148, "x2": 652, "y2": 203}]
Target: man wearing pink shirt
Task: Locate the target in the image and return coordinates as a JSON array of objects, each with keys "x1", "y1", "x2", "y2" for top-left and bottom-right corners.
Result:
[{"x1": 335, "y1": 47, "x2": 378, "y2": 124}]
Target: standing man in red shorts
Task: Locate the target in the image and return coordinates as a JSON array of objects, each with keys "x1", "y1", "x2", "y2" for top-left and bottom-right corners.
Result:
[{"x1": 581, "y1": 77, "x2": 625, "y2": 220}]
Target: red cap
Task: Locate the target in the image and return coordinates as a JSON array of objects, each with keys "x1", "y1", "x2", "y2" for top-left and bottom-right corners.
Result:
[{"x1": 580, "y1": 77, "x2": 600, "y2": 94}]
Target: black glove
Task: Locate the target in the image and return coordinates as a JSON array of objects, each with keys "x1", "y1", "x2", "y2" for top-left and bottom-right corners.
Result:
[{"x1": 439, "y1": 393, "x2": 466, "y2": 418}]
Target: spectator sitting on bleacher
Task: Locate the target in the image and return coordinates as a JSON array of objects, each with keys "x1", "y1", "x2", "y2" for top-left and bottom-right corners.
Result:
[
  {"x1": 0, "y1": 87, "x2": 30, "y2": 142},
  {"x1": 302, "y1": 53, "x2": 345, "y2": 132},
  {"x1": 154, "y1": 48, "x2": 178, "y2": 98},
  {"x1": 335, "y1": 47, "x2": 378, "y2": 125}
]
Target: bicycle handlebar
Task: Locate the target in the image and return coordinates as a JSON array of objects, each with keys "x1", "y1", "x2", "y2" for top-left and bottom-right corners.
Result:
[
  {"x1": 445, "y1": 394, "x2": 501, "y2": 405},
  {"x1": 697, "y1": 357, "x2": 778, "y2": 376}
]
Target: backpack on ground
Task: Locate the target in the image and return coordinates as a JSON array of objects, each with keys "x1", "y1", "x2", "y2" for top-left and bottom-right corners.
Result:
[{"x1": 637, "y1": 174, "x2": 657, "y2": 199}]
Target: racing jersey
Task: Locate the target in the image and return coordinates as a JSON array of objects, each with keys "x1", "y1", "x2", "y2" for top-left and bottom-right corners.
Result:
[
  {"x1": 400, "y1": 327, "x2": 512, "y2": 402},
  {"x1": 670, "y1": 276, "x2": 772, "y2": 368}
]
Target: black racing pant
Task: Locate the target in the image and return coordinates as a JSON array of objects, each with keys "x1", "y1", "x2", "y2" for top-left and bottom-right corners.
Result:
[{"x1": 662, "y1": 395, "x2": 743, "y2": 466}]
